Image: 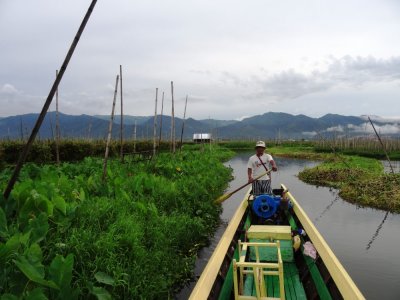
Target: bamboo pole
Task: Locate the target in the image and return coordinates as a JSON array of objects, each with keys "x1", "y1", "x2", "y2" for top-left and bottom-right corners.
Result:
[
  {"x1": 153, "y1": 88, "x2": 158, "y2": 156},
  {"x1": 19, "y1": 117, "x2": 23, "y2": 141},
  {"x1": 209, "y1": 116, "x2": 212, "y2": 151},
  {"x1": 49, "y1": 113, "x2": 54, "y2": 140},
  {"x1": 133, "y1": 120, "x2": 137, "y2": 152},
  {"x1": 171, "y1": 81, "x2": 175, "y2": 153},
  {"x1": 102, "y1": 75, "x2": 119, "y2": 181},
  {"x1": 179, "y1": 95, "x2": 188, "y2": 152},
  {"x1": 368, "y1": 116, "x2": 396, "y2": 176},
  {"x1": 3, "y1": 0, "x2": 98, "y2": 200},
  {"x1": 158, "y1": 91, "x2": 164, "y2": 146},
  {"x1": 119, "y1": 65, "x2": 124, "y2": 161},
  {"x1": 87, "y1": 122, "x2": 92, "y2": 140},
  {"x1": 55, "y1": 69, "x2": 60, "y2": 164}
]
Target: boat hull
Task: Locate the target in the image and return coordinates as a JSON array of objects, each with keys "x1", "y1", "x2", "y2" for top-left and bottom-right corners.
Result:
[{"x1": 189, "y1": 184, "x2": 364, "y2": 300}]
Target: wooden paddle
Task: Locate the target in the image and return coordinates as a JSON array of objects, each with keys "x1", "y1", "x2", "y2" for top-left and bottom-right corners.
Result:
[{"x1": 215, "y1": 169, "x2": 271, "y2": 204}]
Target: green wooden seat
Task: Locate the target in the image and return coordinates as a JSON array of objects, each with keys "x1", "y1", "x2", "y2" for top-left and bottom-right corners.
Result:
[
  {"x1": 247, "y1": 225, "x2": 294, "y2": 262},
  {"x1": 243, "y1": 263, "x2": 307, "y2": 300},
  {"x1": 249, "y1": 239, "x2": 294, "y2": 262}
]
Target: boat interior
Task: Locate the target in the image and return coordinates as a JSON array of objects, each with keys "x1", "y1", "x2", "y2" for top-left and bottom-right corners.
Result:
[{"x1": 231, "y1": 188, "x2": 341, "y2": 300}]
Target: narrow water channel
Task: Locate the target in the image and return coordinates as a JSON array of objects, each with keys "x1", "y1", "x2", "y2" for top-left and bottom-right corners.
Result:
[{"x1": 177, "y1": 152, "x2": 400, "y2": 299}]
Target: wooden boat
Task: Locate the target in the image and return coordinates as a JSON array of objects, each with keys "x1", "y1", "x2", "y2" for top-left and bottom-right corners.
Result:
[{"x1": 189, "y1": 184, "x2": 365, "y2": 300}]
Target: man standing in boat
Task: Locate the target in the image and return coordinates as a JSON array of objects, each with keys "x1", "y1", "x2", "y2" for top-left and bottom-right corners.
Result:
[{"x1": 247, "y1": 141, "x2": 278, "y2": 195}]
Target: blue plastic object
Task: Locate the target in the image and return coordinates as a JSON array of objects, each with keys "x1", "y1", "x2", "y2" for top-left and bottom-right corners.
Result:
[{"x1": 252, "y1": 194, "x2": 281, "y2": 219}]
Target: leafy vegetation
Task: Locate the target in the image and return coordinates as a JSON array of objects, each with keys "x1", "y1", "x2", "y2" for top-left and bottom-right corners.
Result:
[
  {"x1": 0, "y1": 140, "x2": 173, "y2": 164},
  {"x1": 0, "y1": 147, "x2": 234, "y2": 299},
  {"x1": 218, "y1": 140, "x2": 314, "y2": 150},
  {"x1": 315, "y1": 137, "x2": 400, "y2": 160},
  {"x1": 218, "y1": 139, "x2": 400, "y2": 160},
  {"x1": 299, "y1": 155, "x2": 400, "y2": 213}
]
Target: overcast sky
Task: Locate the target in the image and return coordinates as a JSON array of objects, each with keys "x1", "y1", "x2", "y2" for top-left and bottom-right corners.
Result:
[{"x1": 1, "y1": 0, "x2": 400, "y2": 120}]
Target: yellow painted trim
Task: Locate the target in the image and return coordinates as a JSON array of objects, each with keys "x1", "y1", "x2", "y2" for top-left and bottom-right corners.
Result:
[
  {"x1": 189, "y1": 189, "x2": 251, "y2": 300},
  {"x1": 281, "y1": 184, "x2": 365, "y2": 300},
  {"x1": 247, "y1": 225, "x2": 292, "y2": 240}
]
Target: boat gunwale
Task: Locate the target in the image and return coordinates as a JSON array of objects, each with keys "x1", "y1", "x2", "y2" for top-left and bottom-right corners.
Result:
[
  {"x1": 189, "y1": 189, "x2": 251, "y2": 299},
  {"x1": 282, "y1": 184, "x2": 365, "y2": 300}
]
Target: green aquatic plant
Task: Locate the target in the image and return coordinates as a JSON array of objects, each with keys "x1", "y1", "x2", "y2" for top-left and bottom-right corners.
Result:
[
  {"x1": 0, "y1": 147, "x2": 234, "y2": 299},
  {"x1": 298, "y1": 155, "x2": 400, "y2": 213}
]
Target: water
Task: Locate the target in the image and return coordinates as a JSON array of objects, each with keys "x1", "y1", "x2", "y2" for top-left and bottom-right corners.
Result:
[
  {"x1": 177, "y1": 153, "x2": 400, "y2": 299},
  {"x1": 381, "y1": 160, "x2": 400, "y2": 173}
]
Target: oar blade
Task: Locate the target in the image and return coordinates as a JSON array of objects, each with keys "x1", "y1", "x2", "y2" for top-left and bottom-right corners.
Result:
[{"x1": 214, "y1": 192, "x2": 232, "y2": 204}]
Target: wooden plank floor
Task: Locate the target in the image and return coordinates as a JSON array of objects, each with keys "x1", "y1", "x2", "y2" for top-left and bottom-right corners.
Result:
[{"x1": 243, "y1": 263, "x2": 307, "y2": 299}]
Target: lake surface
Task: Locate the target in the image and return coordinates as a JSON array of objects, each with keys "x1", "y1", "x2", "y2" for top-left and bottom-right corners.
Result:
[
  {"x1": 177, "y1": 152, "x2": 400, "y2": 299},
  {"x1": 382, "y1": 159, "x2": 400, "y2": 173}
]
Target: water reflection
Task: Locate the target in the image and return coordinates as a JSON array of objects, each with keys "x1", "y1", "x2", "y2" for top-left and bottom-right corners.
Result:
[
  {"x1": 381, "y1": 160, "x2": 400, "y2": 173},
  {"x1": 176, "y1": 152, "x2": 400, "y2": 300},
  {"x1": 314, "y1": 192, "x2": 340, "y2": 223},
  {"x1": 366, "y1": 211, "x2": 389, "y2": 251}
]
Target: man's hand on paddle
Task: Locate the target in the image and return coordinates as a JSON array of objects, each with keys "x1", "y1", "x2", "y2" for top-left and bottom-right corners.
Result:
[
  {"x1": 247, "y1": 168, "x2": 253, "y2": 183},
  {"x1": 271, "y1": 160, "x2": 278, "y2": 172}
]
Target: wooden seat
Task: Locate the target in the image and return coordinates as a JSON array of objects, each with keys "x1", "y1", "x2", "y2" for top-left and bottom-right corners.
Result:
[
  {"x1": 247, "y1": 225, "x2": 292, "y2": 240},
  {"x1": 247, "y1": 225, "x2": 294, "y2": 262}
]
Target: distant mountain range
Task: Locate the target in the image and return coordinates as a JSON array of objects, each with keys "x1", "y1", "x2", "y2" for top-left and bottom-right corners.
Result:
[{"x1": 0, "y1": 112, "x2": 399, "y2": 140}]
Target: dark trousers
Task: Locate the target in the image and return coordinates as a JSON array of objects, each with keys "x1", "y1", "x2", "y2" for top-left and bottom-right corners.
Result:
[{"x1": 252, "y1": 179, "x2": 272, "y2": 196}]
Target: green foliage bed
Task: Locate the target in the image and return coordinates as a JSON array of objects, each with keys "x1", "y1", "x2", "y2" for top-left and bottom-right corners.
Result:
[
  {"x1": 298, "y1": 155, "x2": 400, "y2": 213},
  {"x1": 0, "y1": 148, "x2": 233, "y2": 299}
]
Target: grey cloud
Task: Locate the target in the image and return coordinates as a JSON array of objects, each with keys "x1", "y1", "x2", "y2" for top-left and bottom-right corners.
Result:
[
  {"x1": 1, "y1": 84, "x2": 20, "y2": 95},
  {"x1": 302, "y1": 131, "x2": 318, "y2": 136},
  {"x1": 324, "y1": 56, "x2": 400, "y2": 87},
  {"x1": 347, "y1": 122, "x2": 400, "y2": 134},
  {"x1": 360, "y1": 115, "x2": 400, "y2": 124},
  {"x1": 260, "y1": 70, "x2": 330, "y2": 100},
  {"x1": 1, "y1": 1, "x2": 400, "y2": 119},
  {"x1": 183, "y1": 95, "x2": 207, "y2": 103},
  {"x1": 189, "y1": 70, "x2": 212, "y2": 76},
  {"x1": 325, "y1": 122, "x2": 400, "y2": 135},
  {"x1": 251, "y1": 56, "x2": 400, "y2": 101},
  {"x1": 325, "y1": 125, "x2": 345, "y2": 132},
  {"x1": 0, "y1": 83, "x2": 45, "y2": 115}
]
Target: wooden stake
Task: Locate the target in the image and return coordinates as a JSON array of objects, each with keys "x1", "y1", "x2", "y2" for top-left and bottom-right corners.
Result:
[
  {"x1": 133, "y1": 120, "x2": 137, "y2": 152},
  {"x1": 19, "y1": 117, "x2": 23, "y2": 141},
  {"x1": 49, "y1": 113, "x2": 55, "y2": 140},
  {"x1": 119, "y1": 65, "x2": 124, "y2": 161},
  {"x1": 368, "y1": 116, "x2": 396, "y2": 176},
  {"x1": 171, "y1": 81, "x2": 175, "y2": 153},
  {"x1": 55, "y1": 69, "x2": 60, "y2": 165},
  {"x1": 158, "y1": 91, "x2": 164, "y2": 146},
  {"x1": 153, "y1": 88, "x2": 158, "y2": 156},
  {"x1": 3, "y1": 0, "x2": 98, "y2": 200},
  {"x1": 102, "y1": 75, "x2": 119, "y2": 181},
  {"x1": 87, "y1": 122, "x2": 92, "y2": 140},
  {"x1": 179, "y1": 95, "x2": 188, "y2": 151}
]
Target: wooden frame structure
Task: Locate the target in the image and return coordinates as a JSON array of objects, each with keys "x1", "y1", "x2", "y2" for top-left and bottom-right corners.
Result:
[{"x1": 233, "y1": 241, "x2": 285, "y2": 300}]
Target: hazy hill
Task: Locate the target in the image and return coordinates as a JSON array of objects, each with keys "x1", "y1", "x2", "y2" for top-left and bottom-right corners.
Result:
[
  {"x1": 1, "y1": 112, "x2": 399, "y2": 140},
  {"x1": 199, "y1": 119, "x2": 239, "y2": 127},
  {"x1": 94, "y1": 115, "x2": 151, "y2": 125}
]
